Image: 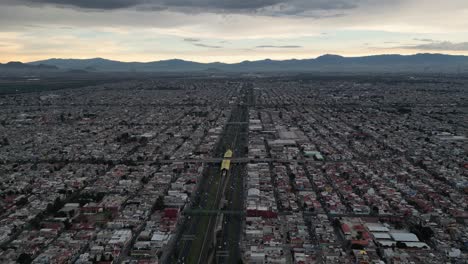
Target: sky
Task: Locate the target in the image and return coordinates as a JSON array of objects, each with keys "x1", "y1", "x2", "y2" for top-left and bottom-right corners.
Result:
[{"x1": 1, "y1": 0, "x2": 468, "y2": 63}]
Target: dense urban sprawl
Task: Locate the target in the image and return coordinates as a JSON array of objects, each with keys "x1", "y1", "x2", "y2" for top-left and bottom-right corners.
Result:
[{"x1": 0, "y1": 75, "x2": 467, "y2": 264}]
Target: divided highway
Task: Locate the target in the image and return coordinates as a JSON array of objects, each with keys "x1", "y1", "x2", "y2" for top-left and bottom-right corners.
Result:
[{"x1": 168, "y1": 84, "x2": 251, "y2": 264}]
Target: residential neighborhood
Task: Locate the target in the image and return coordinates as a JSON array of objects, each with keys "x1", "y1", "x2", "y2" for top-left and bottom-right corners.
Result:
[{"x1": 0, "y1": 75, "x2": 467, "y2": 264}]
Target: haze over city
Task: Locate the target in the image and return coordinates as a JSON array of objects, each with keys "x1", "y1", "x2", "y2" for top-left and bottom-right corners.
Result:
[{"x1": 1, "y1": 0, "x2": 468, "y2": 63}]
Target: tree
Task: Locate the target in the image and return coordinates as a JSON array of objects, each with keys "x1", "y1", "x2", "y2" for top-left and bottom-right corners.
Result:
[
  {"x1": 46, "y1": 203, "x2": 54, "y2": 214},
  {"x1": 351, "y1": 244, "x2": 364, "y2": 250},
  {"x1": 64, "y1": 219, "x2": 72, "y2": 230},
  {"x1": 416, "y1": 226, "x2": 434, "y2": 241},
  {"x1": 410, "y1": 224, "x2": 434, "y2": 242},
  {"x1": 154, "y1": 196, "x2": 165, "y2": 211},
  {"x1": 30, "y1": 213, "x2": 43, "y2": 229},
  {"x1": 30, "y1": 163, "x2": 38, "y2": 171},
  {"x1": 396, "y1": 241, "x2": 407, "y2": 248},
  {"x1": 53, "y1": 197, "x2": 62, "y2": 211},
  {"x1": 55, "y1": 211, "x2": 67, "y2": 218},
  {"x1": 371, "y1": 206, "x2": 379, "y2": 216},
  {"x1": 141, "y1": 176, "x2": 149, "y2": 184},
  {"x1": 17, "y1": 253, "x2": 32, "y2": 264},
  {"x1": 16, "y1": 196, "x2": 28, "y2": 206},
  {"x1": 356, "y1": 231, "x2": 363, "y2": 240}
]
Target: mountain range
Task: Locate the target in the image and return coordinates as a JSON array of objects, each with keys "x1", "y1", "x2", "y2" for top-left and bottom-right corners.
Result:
[
  {"x1": 0, "y1": 61, "x2": 58, "y2": 70},
  {"x1": 3, "y1": 53, "x2": 468, "y2": 73}
]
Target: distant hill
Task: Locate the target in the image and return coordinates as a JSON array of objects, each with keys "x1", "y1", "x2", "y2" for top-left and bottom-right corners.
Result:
[
  {"x1": 27, "y1": 54, "x2": 468, "y2": 73},
  {"x1": 0, "y1": 62, "x2": 59, "y2": 76},
  {"x1": 28, "y1": 58, "x2": 208, "y2": 72},
  {"x1": 1, "y1": 61, "x2": 58, "y2": 70}
]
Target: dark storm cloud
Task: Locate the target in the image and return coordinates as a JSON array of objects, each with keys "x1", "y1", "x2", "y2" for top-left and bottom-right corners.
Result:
[
  {"x1": 256, "y1": 45, "x2": 302, "y2": 48},
  {"x1": 7, "y1": 0, "x2": 362, "y2": 14},
  {"x1": 166, "y1": 0, "x2": 284, "y2": 10},
  {"x1": 17, "y1": 0, "x2": 140, "y2": 9}
]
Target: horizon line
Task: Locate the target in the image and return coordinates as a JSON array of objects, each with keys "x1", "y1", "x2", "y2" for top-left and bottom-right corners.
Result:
[{"x1": 2, "y1": 52, "x2": 467, "y2": 65}]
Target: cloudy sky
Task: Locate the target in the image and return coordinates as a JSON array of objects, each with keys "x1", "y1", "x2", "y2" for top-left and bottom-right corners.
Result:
[{"x1": 1, "y1": 0, "x2": 468, "y2": 63}]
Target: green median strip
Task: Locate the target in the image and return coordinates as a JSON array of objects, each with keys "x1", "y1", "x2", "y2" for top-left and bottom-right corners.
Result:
[{"x1": 186, "y1": 169, "x2": 222, "y2": 264}]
